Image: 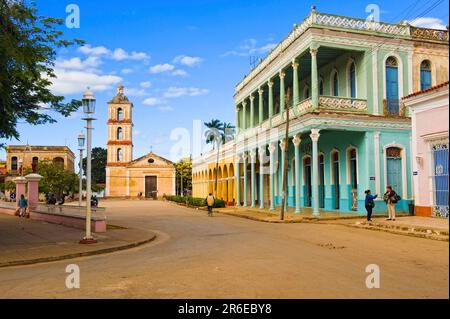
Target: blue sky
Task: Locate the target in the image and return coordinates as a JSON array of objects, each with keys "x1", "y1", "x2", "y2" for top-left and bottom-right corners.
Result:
[{"x1": 1, "y1": 0, "x2": 448, "y2": 162}]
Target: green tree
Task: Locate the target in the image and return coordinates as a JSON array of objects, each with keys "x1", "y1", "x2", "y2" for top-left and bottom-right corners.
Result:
[
  {"x1": 222, "y1": 122, "x2": 235, "y2": 144},
  {"x1": 0, "y1": 0, "x2": 83, "y2": 144},
  {"x1": 204, "y1": 120, "x2": 235, "y2": 197},
  {"x1": 175, "y1": 158, "x2": 192, "y2": 195},
  {"x1": 28, "y1": 160, "x2": 78, "y2": 199},
  {"x1": 82, "y1": 147, "x2": 107, "y2": 186},
  {"x1": 0, "y1": 180, "x2": 16, "y2": 192}
]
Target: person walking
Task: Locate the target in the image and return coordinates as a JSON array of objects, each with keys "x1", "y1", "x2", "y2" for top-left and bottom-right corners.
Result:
[
  {"x1": 206, "y1": 193, "x2": 215, "y2": 217},
  {"x1": 18, "y1": 194, "x2": 28, "y2": 218},
  {"x1": 383, "y1": 185, "x2": 400, "y2": 221},
  {"x1": 364, "y1": 190, "x2": 377, "y2": 222}
]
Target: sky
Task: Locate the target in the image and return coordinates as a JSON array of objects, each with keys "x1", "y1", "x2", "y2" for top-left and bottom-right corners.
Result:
[{"x1": 1, "y1": 0, "x2": 448, "y2": 163}]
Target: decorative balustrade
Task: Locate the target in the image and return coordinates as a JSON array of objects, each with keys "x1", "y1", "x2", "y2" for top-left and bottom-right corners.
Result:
[
  {"x1": 297, "y1": 98, "x2": 313, "y2": 115},
  {"x1": 315, "y1": 13, "x2": 410, "y2": 35},
  {"x1": 411, "y1": 26, "x2": 449, "y2": 42},
  {"x1": 319, "y1": 96, "x2": 367, "y2": 113},
  {"x1": 235, "y1": 11, "x2": 448, "y2": 96},
  {"x1": 271, "y1": 113, "x2": 283, "y2": 127}
]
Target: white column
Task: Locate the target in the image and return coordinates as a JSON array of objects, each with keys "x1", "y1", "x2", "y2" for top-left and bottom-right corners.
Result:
[
  {"x1": 250, "y1": 150, "x2": 256, "y2": 208},
  {"x1": 258, "y1": 147, "x2": 266, "y2": 209},
  {"x1": 279, "y1": 139, "x2": 287, "y2": 209},
  {"x1": 310, "y1": 129, "x2": 321, "y2": 216},
  {"x1": 372, "y1": 47, "x2": 379, "y2": 115},
  {"x1": 242, "y1": 152, "x2": 248, "y2": 207},
  {"x1": 374, "y1": 131, "x2": 381, "y2": 196},
  {"x1": 268, "y1": 143, "x2": 277, "y2": 211},
  {"x1": 293, "y1": 134, "x2": 301, "y2": 213}
]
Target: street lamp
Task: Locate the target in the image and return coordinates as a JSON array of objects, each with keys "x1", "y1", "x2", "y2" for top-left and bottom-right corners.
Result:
[
  {"x1": 80, "y1": 87, "x2": 97, "y2": 244},
  {"x1": 77, "y1": 131, "x2": 85, "y2": 207}
]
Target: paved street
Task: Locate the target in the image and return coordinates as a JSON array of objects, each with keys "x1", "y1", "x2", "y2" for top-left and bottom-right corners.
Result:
[{"x1": 0, "y1": 200, "x2": 448, "y2": 298}]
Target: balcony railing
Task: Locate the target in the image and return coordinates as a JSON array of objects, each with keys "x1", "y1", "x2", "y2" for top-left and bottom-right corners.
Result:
[
  {"x1": 383, "y1": 99, "x2": 407, "y2": 117},
  {"x1": 296, "y1": 96, "x2": 367, "y2": 115}
]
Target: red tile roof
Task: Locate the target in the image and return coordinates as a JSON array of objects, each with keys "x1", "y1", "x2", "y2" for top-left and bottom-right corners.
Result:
[{"x1": 402, "y1": 81, "x2": 449, "y2": 100}]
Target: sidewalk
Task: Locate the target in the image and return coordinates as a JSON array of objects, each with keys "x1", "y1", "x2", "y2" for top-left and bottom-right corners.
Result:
[
  {"x1": 0, "y1": 214, "x2": 156, "y2": 268},
  {"x1": 210, "y1": 206, "x2": 448, "y2": 241},
  {"x1": 213, "y1": 206, "x2": 399, "y2": 222},
  {"x1": 333, "y1": 216, "x2": 449, "y2": 241}
]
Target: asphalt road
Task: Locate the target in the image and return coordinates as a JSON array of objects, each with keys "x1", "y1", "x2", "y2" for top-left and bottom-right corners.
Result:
[{"x1": 0, "y1": 200, "x2": 448, "y2": 298}]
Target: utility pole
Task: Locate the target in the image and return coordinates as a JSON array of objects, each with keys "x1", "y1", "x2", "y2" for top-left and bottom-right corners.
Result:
[{"x1": 280, "y1": 88, "x2": 291, "y2": 220}]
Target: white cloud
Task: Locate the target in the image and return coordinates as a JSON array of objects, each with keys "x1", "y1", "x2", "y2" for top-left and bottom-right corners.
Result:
[
  {"x1": 158, "y1": 106, "x2": 174, "y2": 112},
  {"x1": 55, "y1": 57, "x2": 102, "y2": 70},
  {"x1": 221, "y1": 38, "x2": 277, "y2": 57},
  {"x1": 173, "y1": 55, "x2": 202, "y2": 67},
  {"x1": 142, "y1": 97, "x2": 162, "y2": 105},
  {"x1": 140, "y1": 81, "x2": 152, "y2": 88},
  {"x1": 163, "y1": 87, "x2": 209, "y2": 98},
  {"x1": 78, "y1": 44, "x2": 110, "y2": 56},
  {"x1": 409, "y1": 17, "x2": 447, "y2": 30},
  {"x1": 171, "y1": 69, "x2": 188, "y2": 77},
  {"x1": 112, "y1": 48, "x2": 150, "y2": 61},
  {"x1": 149, "y1": 63, "x2": 175, "y2": 74},
  {"x1": 126, "y1": 88, "x2": 150, "y2": 97},
  {"x1": 50, "y1": 68, "x2": 122, "y2": 95},
  {"x1": 133, "y1": 129, "x2": 141, "y2": 137},
  {"x1": 121, "y1": 68, "x2": 134, "y2": 74}
]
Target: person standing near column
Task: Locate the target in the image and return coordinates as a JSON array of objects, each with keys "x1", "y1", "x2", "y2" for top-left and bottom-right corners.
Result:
[
  {"x1": 364, "y1": 189, "x2": 377, "y2": 222},
  {"x1": 383, "y1": 185, "x2": 400, "y2": 221}
]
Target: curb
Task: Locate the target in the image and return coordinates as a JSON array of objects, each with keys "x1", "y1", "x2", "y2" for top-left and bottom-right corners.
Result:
[
  {"x1": 339, "y1": 223, "x2": 449, "y2": 242},
  {"x1": 0, "y1": 232, "x2": 157, "y2": 268}
]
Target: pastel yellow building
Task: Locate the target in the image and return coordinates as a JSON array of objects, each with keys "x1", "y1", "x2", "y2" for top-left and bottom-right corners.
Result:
[
  {"x1": 5, "y1": 145, "x2": 75, "y2": 175},
  {"x1": 105, "y1": 86, "x2": 176, "y2": 198},
  {"x1": 192, "y1": 141, "x2": 237, "y2": 205}
]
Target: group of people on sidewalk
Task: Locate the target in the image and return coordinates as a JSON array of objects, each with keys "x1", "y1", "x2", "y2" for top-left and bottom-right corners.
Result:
[
  {"x1": 206, "y1": 186, "x2": 401, "y2": 221},
  {"x1": 365, "y1": 185, "x2": 401, "y2": 222}
]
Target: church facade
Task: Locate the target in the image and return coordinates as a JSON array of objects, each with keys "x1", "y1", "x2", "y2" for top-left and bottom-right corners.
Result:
[{"x1": 105, "y1": 86, "x2": 176, "y2": 198}]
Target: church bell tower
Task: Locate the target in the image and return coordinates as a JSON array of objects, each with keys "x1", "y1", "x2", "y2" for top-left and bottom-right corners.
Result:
[{"x1": 106, "y1": 85, "x2": 133, "y2": 166}]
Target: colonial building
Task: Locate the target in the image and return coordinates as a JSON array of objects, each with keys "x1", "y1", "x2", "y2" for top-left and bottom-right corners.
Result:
[
  {"x1": 192, "y1": 141, "x2": 236, "y2": 204},
  {"x1": 404, "y1": 82, "x2": 449, "y2": 218},
  {"x1": 105, "y1": 86, "x2": 176, "y2": 198},
  {"x1": 193, "y1": 7, "x2": 449, "y2": 215},
  {"x1": 5, "y1": 145, "x2": 75, "y2": 176}
]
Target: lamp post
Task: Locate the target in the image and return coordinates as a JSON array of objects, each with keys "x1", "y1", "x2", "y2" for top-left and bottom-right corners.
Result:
[
  {"x1": 78, "y1": 131, "x2": 85, "y2": 207},
  {"x1": 80, "y1": 87, "x2": 97, "y2": 244}
]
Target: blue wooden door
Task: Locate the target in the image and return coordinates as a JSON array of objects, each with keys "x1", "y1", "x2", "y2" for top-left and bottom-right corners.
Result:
[
  {"x1": 420, "y1": 69, "x2": 432, "y2": 90},
  {"x1": 333, "y1": 160, "x2": 340, "y2": 209},
  {"x1": 304, "y1": 162, "x2": 312, "y2": 207},
  {"x1": 319, "y1": 159, "x2": 325, "y2": 208},
  {"x1": 433, "y1": 144, "x2": 449, "y2": 217},
  {"x1": 387, "y1": 157, "x2": 402, "y2": 195},
  {"x1": 350, "y1": 63, "x2": 356, "y2": 98},
  {"x1": 386, "y1": 66, "x2": 399, "y2": 114}
]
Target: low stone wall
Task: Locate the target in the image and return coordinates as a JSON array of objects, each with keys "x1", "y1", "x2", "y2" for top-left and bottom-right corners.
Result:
[{"x1": 0, "y1": 205, "x2": 107, "y2": 233}]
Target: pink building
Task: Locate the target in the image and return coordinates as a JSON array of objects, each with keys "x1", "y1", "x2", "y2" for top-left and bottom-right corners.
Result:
[{"x1": 403, "y1": 82, "x2": 449, "y2": 218}]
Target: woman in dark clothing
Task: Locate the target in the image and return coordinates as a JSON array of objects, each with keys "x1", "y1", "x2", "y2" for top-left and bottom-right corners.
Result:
[{"x1": 364, "y1": 190, "x2": 378, "y2": 222}]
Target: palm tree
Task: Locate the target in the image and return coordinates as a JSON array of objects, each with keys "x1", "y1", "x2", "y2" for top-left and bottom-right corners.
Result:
[
  {"x1": 204, "y1": 119, "x2": 223, "y2": 150},
  {"x1": 221, "y1": 122, "x2": 235, "y2": 144},
  {"x1": 204, "y1": 119, "x2": 224, "y2": 198}
]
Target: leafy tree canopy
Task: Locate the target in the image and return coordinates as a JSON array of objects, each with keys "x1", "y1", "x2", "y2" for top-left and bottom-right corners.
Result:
[
  {"x1": 0, "y1": 0, "x2": 84, "y2": 144},
  {"x1": 82, "y1": 147, "x2": 107, "y2": 185},
  {"x1": 24, "y1": 160, "x2": 78, "y2": 197}
]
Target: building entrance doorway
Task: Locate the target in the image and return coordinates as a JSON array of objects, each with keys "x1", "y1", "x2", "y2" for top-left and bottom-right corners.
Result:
[{"x1": 145, "y1": 176, "x2": 158, "y2": 199}]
